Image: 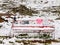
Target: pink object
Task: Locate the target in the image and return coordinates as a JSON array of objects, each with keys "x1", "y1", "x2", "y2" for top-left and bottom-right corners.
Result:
[{"x1": 36, "y1": 19, "x2": 43, "y2": 24}]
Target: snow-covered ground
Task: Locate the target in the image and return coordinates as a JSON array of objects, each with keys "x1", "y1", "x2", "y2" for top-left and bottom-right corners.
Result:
[{"x1": 0, "y1": 0, "x2": 60, "y2": 45}]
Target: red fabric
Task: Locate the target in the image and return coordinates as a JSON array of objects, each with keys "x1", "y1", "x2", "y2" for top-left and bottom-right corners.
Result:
[{"x1": 36, "y1": 19, "x2": 43, "y2": 24}]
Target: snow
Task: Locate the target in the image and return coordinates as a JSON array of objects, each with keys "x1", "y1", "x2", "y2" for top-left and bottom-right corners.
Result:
[
  {"x1": 0, "y1": 0, "x2": 60, "y2": 45},
  {"x1": 52, "y1": 42, "x2": 60, "y2": 45},
  {"x1": 54, "y1": 20, "x2": 60, "y2": 39},
  {"x1": 35, "y1": 42, "x2": 43, "y2": 45},
  {"x1": 8, "y1": 38, "x2": 16, "y2": 42}
]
